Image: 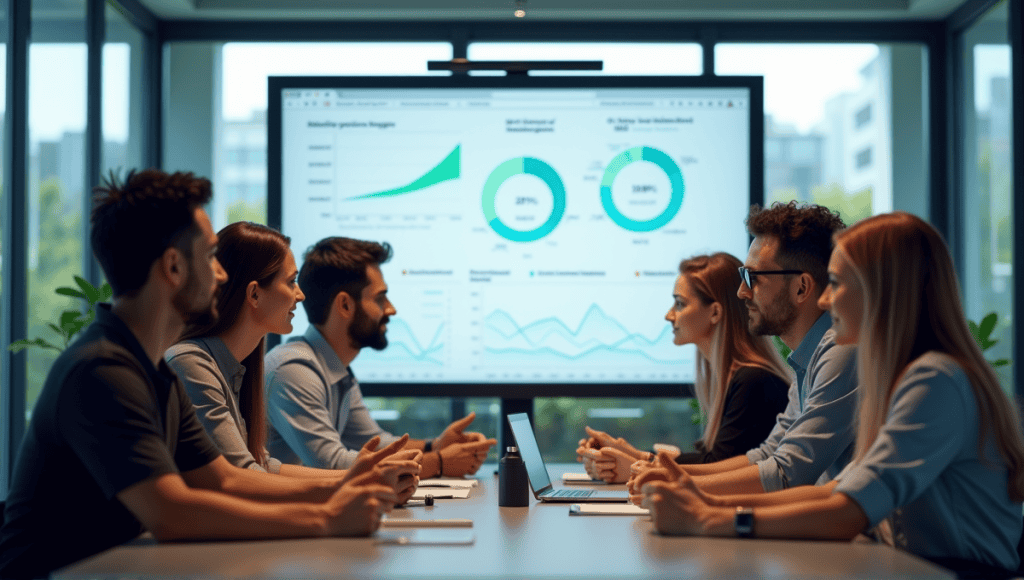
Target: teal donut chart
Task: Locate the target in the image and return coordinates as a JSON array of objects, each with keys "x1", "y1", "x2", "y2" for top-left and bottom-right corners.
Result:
[
  {"x1": 600, "y1": 146, "x2": 685, "y2": 232},
  {"x1": 482, "y1": 157, "x2": 566, "y2": 242}
]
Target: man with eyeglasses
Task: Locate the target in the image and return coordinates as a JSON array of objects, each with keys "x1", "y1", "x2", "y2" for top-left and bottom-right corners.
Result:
[{"x1": 631, "y1": 201, "x2": 857, "y2": 498}]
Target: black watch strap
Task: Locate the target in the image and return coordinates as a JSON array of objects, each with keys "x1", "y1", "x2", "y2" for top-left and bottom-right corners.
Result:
[
  {"x1": 424, "y1": 440, "x2": 433, "y2": 453},
  {"x1": 735, "y1": 507, "x2": 754, "y2": 538}
]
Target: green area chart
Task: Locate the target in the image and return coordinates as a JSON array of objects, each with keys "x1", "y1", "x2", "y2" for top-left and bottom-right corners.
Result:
[
  {"x1": 345, "y1": 145, "x2": 461, "y2": 200},
  {"x1": 482, "y1": 157, "x2": 566, "y2": 243},
  {"x1": 600, "y1": 146, "x2": 685, "y2": 232}
]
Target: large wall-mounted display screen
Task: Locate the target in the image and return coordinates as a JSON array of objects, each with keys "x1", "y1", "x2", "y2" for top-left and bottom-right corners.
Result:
[{"x1": 268, "y1": 76, "x2": 762, "y2": 393}]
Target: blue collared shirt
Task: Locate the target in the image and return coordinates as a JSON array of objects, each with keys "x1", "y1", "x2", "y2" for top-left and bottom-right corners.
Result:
[
  {"x1": 836, "y1": 352, "x2": 1022, "y2": 570},
  {"x1": 265, "y1": 325, "x2": 400, "y2": 469},
  {"x1": 745, "y1": 312, "x2": 858, "y2": 491}
]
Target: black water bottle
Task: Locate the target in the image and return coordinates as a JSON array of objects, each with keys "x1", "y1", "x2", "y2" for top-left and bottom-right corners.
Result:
[{"x1": 498, "y1": 446, "x2": 530, "y2": 507}]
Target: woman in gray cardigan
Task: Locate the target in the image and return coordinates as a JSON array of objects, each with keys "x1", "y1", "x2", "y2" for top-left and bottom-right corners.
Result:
[{"x1": 166, "y1": 222, "x2": 419, "y2": 498}]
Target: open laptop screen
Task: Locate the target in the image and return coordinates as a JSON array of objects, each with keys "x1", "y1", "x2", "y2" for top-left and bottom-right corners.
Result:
[{"x1": 507, "y1": 413, "x2": 554, "y2": 493}]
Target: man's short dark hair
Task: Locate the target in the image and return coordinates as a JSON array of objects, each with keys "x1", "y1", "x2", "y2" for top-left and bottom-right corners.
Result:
[
  {"x1": 91, "y1": 169, "x2": 213, "y2": 297},
  {"x1": 299, "y1": 237, "x2": 393, "y2": 326},
  {"x1": 745, "y1": 201, "x2": 846, "y2": 292}
]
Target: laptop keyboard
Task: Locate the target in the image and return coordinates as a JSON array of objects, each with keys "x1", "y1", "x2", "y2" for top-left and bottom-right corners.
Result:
[{"x1": 549, "y1": 489, "x2": 594, "y2": 497}]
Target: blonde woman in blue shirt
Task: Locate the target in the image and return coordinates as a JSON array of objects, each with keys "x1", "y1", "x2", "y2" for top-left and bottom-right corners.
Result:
[{"x1": 639, "y1": 212, "x2": 1024, "y2": 573}]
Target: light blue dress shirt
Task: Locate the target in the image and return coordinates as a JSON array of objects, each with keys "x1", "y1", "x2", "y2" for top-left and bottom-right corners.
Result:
[
  {"x1": 836, "y1": 351, "x2": 1022, "y2": 570},
  {"x1": 265, "y1": 325, "x2": 401, "y2": 469},
  {"x1": 746, "y1": 312, "x2": 858, "y2": 491}
]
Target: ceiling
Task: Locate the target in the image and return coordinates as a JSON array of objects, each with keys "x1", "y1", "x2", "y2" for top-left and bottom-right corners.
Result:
[{"x1": 136, "y1": 0, "x2": 975, "y2": 22}]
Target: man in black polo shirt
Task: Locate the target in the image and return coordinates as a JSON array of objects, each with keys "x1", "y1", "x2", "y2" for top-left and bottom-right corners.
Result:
[{"x1": 0, "y1": 170, "x2": 401, "y2": 580}]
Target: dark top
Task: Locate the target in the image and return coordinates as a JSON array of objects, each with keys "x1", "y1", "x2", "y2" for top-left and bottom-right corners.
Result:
[
  {"x1": 0, "y1": 305, "x2": 221, "y2": 580},
  {"x1": 675, "y1": 366, "x2": 790, "y2": 464}
]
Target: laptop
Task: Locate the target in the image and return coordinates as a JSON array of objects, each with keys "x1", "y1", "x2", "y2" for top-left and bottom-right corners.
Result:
[{"x1": 507, "y1": 413, "x2": 628, "y2": 503}]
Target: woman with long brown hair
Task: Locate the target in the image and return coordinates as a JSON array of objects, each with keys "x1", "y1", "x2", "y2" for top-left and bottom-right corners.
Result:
[
  {"x1": 578, "y1": 252, "x2": 793, "y2": 482},
  {"x1": 639, "y1": 212, "x2": 1024, "y2": 573},
  {"x1": 166, "y1": 222, "x2": 419, "y2": 489}
]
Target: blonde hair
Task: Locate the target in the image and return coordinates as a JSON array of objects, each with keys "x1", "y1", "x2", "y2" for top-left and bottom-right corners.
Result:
[
  {"x1": 682, "y1": 253, "x2": 794, "y2": 448},
  {"x1": 835, "y1": 212, "x2": 1024, "y2": 501}
]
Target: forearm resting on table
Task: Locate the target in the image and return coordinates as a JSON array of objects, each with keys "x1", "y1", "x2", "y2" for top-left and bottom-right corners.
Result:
[
  {"x1": 720, "y1": 492, "x2": 867, "y2": 540},
  {"x1": 279, "y1": 463, "x2": 347, "y2": 480},
  {"x1": 118, "y1": 473, "x2": 332, "y2": 542},
  {"x1": 708, "y1": 480, "x2": 837, "y2": 508},
  {"x1": 679, "y1": 454, "x2": 751, "y2": 476},
  {"x1": 692, "y1": 464, "x2": 766, "y2": 495},
  {"x1": 184, "y1": 456, "x2": 338, "y2": 502}
]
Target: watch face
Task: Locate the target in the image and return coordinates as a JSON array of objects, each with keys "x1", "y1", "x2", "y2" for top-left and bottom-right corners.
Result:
[{"x1": 735, "y1": 507, "x2": 754, "y2": 537}]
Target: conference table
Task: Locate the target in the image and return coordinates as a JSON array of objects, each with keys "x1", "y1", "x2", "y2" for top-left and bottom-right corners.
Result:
[{"x1": 56, "y1": 464, "x2": 954, "y2": 579}]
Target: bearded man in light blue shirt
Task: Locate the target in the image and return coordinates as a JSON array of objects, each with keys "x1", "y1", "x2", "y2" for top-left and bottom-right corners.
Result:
[
  {"x1": 629, "y1": 201, "x2": 857, "y2": 496},
  {"x1": 265, "y1": 236, "x2": 496, "y2": 478}
]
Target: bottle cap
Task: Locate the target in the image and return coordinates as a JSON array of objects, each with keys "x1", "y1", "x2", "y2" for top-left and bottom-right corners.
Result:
[{"x1": 506, "y1": 446, "x2": 518, "y2": 453}]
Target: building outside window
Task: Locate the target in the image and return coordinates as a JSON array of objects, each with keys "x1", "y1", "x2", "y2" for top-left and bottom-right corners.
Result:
[{"x1": 716, "y1": 43, "x2": 922, "y2": 225}]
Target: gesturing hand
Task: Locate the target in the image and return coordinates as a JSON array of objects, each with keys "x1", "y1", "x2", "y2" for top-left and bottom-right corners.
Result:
[
  {"x1": 341, "y1": 434, "x2": 410, "y2": 487},
  {"x1": 434, "y1": 412, "x2": 487, "y2": 451},
  {"x1": 437, "y1": 439, "x2": 497, "y2": 476},
  {"x1": 325, "y1": 470, "x2": 398, "y2": 537}
]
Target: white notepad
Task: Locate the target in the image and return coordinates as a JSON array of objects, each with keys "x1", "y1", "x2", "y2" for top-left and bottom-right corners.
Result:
[
  {"x1": 411, "y1": 487, "x2": 472, "y2": 499},
  {"x1": 569, "y1": 503, "x2": 650, "y2": 516},
  {"x1": 417, "y1": 477, "x2": 479, "y2": 488}
]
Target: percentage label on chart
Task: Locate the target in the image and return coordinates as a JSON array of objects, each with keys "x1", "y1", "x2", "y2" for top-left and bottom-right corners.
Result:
[
  {"x1": 632, "y1": 185, "x2": 657, "y2": 193},
  {"x1": 516, "y1": 197, "x2": 539, "y2": 205}
]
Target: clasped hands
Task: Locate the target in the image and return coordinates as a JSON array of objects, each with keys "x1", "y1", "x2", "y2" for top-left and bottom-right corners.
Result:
[
  {"x1": 629, "y1": 451, "x2": 721, "y2": 536},
  {"x1": 575, "y1": 430, "x2": 717, "y2": 536},
  {"x1": 575, "y1": 426, "x2": 653, "y2": 483}
]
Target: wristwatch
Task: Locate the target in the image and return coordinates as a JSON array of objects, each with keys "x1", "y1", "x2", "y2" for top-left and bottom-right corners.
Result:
[{"x1": 734, "y1": 507, "x2": 755, "y2": 538}]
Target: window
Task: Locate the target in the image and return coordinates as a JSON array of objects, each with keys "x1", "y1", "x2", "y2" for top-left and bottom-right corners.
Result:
[
  {"x1": 26, "y1": 2, "x2": 88, "y2": 420},
  {"x1": 466, "y1": 43, "x2": 703, "y2": 76},
  {"x1": 102, "y1": 4, "x2": 145, "y2": 176},
  {"x1": 535, "y1": 397, "x2": 700, "y2": 463},
  {"x1": 855, "y1": 146, "x2": 872, "y2": 169},
  {"x1": 717, "y1": 43, "x2": 929, "y2": 224},
  {"x1": 961, "y1": 1, "x2": 1013, "y2": 395},
  {"x1": 366, "y1": 398, "x2": 501, "y2": 463},
  {"x1": 211, "y1": 42, "x2": 453, "y2": 230},
  {"x1": 854, "y1": 103, "x2": 872, "y2": 128},
  {"x1": 0, "y1": 0, "x2": 7, "y2": 484}
]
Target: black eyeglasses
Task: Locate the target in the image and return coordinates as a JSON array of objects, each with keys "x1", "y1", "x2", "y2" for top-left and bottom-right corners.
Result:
[{"x1": 738, "y1": 266, "x2": 803, "y2": 288}]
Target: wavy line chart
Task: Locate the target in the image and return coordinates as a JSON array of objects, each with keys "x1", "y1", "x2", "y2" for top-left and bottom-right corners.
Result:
[
  {"x1": 481, "y1": 304, "x2": 686, "y2": 366},
  {"x1": 352, "y1": 318, "x2": 445, "y2": 368}
]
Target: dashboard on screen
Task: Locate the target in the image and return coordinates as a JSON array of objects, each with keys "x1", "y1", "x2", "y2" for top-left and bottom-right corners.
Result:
[{"x1": 268, "y1": 76, "x2": 762, "y2": 393}]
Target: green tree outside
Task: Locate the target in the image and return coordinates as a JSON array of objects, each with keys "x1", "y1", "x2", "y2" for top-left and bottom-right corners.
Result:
[
  {"x1": 226, "y1": 199, "x2": 267, "y2": 225},
  {"x1": 26, "y1": 178, "x2": 84, "y2": 415}
]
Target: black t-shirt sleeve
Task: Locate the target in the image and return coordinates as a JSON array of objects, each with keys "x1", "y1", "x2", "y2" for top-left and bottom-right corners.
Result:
[
  {"x1": 57, "y1": 358, "x2": 180, "y2": 499},
  {"x1": 676, "y1": 366, "x2": 790, "y2": 464},
  {"x1": 170, "y1": 374, "x2": 223, "y2": 473}
]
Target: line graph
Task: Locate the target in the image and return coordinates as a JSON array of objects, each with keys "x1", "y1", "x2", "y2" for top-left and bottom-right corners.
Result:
[
  {"x1": 481, "y1": 304, "x2": 686, "y2": 367},
  {"x1": 352, "y1": 318, "x2": 445, "y2": 368},
  {"x1": 343, "y1": 144, "x2": 460, "y2": 201}
]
